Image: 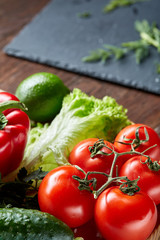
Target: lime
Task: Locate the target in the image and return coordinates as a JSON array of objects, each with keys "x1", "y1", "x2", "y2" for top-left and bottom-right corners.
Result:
[{"x1": 15, "y1": 72, "x2": 70, "y2": 122}]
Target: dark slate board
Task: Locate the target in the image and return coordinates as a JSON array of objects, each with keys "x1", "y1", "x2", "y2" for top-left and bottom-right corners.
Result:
[{"x1": 4, "y1": 0, "x2": 160, "y2": 95}]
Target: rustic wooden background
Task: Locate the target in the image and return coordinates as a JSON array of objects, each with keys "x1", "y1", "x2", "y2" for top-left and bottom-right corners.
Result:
[{"x1": 0, "y1": 1, "x2": 160, "y2": 239}]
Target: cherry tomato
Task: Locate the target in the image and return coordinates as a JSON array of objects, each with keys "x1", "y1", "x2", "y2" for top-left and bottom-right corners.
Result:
[
  {"x1": 94, "y1": 186, "x2": 157, "y2": 240},
  {"x1": 38, "y1": 165, "x2": 95, "y2": 228},
  {"x1": 120, "y1": 156, "x2": 160, "y2": 205},
  {"x1": 69, "y1": 138, "x2": 124, "y2": 189},
  {"x1": 114, "y1": 124, "x2": 160, "y2": 161}
]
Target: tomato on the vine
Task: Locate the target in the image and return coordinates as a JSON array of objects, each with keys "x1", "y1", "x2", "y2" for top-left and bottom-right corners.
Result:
[
  {"x1": 94, "y1": 186, "x2": 157, "y2": 240},
  {"x1": 38, "y1": 165, "x2": 95, "y2": 228},
  {"x1": 69, "y1": 138, "x2": 124, "y2": 189},
  {"x1": 120, "y1": 156, "x2": 160, "y2": 205},
  {"x1": 114, "y1": 124, "x2": 160, "y2": 161}
]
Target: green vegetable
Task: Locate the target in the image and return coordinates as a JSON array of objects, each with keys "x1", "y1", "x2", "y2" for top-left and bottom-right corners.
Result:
[
  {"x1": 156, "y1": 63, "x2": 160, "y2": 74},
  {"x1": 135, "y1": 20, "x2": 160, "y2": 52},
  {"x1": 6, "y1": 88, "x2": 130, "y2": 178},
  {"x1": 122, "y1": 40, "x2": 149, "y2": 63},
  {"x1": 82, "y1": 20, "x2": 160, "y2": 70},
  {"x1": 0, "y1": 207, "x2": 74, "y2": 240},
  {"x1": 24, "y1": 122, "x2": 49, "y2": 161},
  {"x1": 0, "y1": 167, "x2": 48, "y2": 209},
  {"x1": 122, "y1": 20, "x2": 160, "y2": 63},
  {"x1": 82, "y1": 49, "x2": 112, "y2": 63},
  {"x1": 103, "y1": 0, "x2": 149, "y2": 13},
  {"x1": 77, "y1": 12, "x2": 91, "y2": 18},
  {"x1": 82, "y1": 45, "x2": 126, "y2": 63},
  {"x1": 104, "y1": 44, "x2": 127, "y2": 59}
]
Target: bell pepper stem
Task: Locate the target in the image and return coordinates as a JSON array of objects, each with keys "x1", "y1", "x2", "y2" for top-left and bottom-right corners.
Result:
[
  {"x1": 0, "y1": 100, "x2": 27, "y2": 113},
  {"x1": 0, "y1": 100, "x2": 28, "y2": 130}
]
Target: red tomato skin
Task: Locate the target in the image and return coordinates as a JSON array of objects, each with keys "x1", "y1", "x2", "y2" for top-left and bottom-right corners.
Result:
[
  {"x1": 114, "y1": 124, "x2": 160, "y2": 161},
  {"x1": 94, "y1": 187, "x2": 157, "y2": 240},
  {"x1": 38, "y1": 165, "x2": 95, "y2": 228},
  {"x1": 120, "y1": 156, "x2": 160, "y2": 205},
  {"x1": 69, "y1": 138, "x2": 124, "y2": 189}
]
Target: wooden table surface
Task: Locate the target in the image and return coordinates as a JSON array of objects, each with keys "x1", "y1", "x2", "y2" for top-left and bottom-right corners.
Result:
[{"x1": 0, "y1": 1, "x2": 160, "y2": 240}]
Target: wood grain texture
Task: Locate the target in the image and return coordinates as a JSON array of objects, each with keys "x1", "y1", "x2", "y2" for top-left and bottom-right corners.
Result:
[
  {"x1": 148, "y1": 225, "x2": 160, "y2": 240},
  {"x1": 0, "y1": 1, "x2": 160, "y2": 239}
]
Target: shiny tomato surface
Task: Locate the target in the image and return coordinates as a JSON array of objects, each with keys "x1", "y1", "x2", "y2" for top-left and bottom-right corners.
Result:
[
  {"x1": 38, "y1": 165, "x2": 95, "y2": 228},
  {"x1": 69, "y1": 138, "x2": 124, "y2": 189},
  {"x1": 94, "y1": 186, "x2": 157, "y2": 240},
  {"x1": 114, "y1": 124, "x2": 160, "y2": 161},
  {"x1": 120, "y1": 156, "x2": 160, "y2": 205}
]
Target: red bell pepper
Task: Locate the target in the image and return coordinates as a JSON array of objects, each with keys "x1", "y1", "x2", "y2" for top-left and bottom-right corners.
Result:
[{"x1": 0, "y1": 91, "x2": 30, "y2": 178}]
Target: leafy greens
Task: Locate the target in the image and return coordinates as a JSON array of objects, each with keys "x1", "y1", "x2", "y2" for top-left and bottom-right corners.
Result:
[
  {"x1": 5, "y1": 88, "x2": 130, "y2": 180},
  {"x1": 0, "y1": 167, "x2": 48, "y2": 209}
]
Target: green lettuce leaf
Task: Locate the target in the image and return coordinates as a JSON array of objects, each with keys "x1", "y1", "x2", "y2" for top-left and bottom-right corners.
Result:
[{"x1": 5, "y1": 88, "x2": 131, "y2": 179}]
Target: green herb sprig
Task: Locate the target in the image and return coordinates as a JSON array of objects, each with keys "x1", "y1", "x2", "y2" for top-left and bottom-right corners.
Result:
[
  {"x1": 104, "y1": 44, "x2": 127, "y2": 59},
  {"x1": 135, "y1": 20, "x2": 160, "y2": 52},
  {"x1": 82, "y1": 45, "x2": 127, "y2": 63},
  {"x1": 82, "y1": 20, "x2": 160, "y2": 73},
  {"x1": 77, "y1": 12, "x2": 91, "y2": 18},
  {"x1": 103, "y1": 0, "x2": 149, "y2": 13},
  {"x1": 0, "y1": 167, "x2": 48, "y2": 209},
  {"x1": 156, "y1": 63, "x2": 160, "y2": 74},
  {"x1": 82, "y1": 49, "x2": 112, "y2": 63},
  {"x1": 122, "y1": 39, "x2": 150, "y2": 64}
]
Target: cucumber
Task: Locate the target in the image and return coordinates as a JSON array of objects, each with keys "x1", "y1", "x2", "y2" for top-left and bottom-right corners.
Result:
[{"x1": 0, "y1": 208, "x2": 74, "y2": 240}]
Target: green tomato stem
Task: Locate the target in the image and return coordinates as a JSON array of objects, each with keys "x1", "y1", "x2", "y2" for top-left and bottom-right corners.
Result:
[{"x1": 74, "y1": 127, "x2": 160, "y2": 198}]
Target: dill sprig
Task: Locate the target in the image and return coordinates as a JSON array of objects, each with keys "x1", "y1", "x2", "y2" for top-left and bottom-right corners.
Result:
[
  {"x1": 104, "y1": 44, "x2": 127, "y2": 59},
  {"x1": 135, "y1": 20, "x2": 160, "y2": 52},
  {"x1": 122, "y1": 40, "x2": 150, "y2": 63},
  {"x1": 82, "y1": 20, "x2": 160, "y2": 69},
  {"x1": 103, "y1": 0, "x2": 149, "y2": 13},
  {"x1": 82, "y1": 49, "x2": 112, "y2": 63},
  {"x1": 77, "y1": 12, "x2": 91, "y2": 18},
  {"x1": 156, "y1": 63, "x2": 160, "y2": 74},
  {"x1": 82, "y1": 45, "x2": 127, "y2": 63}
]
